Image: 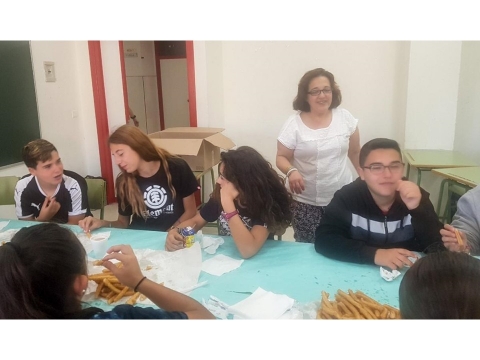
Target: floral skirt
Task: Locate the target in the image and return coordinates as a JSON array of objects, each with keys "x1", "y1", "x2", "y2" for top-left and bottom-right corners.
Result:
[{"x1": 291, "y1": 200, "x2": 326, "y2": 243}]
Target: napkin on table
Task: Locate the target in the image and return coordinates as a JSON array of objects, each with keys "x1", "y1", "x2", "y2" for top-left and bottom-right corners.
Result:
[
  {"x1": 228, "y1": 287, "x2": 295, "y2": 319},
  {"x1": 201, "y1": 254, "x2": 244, "y2": 276}
]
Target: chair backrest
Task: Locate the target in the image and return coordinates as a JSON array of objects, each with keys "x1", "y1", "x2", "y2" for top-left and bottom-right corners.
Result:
[
  {"x1": 85, "y1": 178, "x2": 107, "y2": 220},
  {"x1": 0, "y1": 176, "x2": 19, "y2": 206}
]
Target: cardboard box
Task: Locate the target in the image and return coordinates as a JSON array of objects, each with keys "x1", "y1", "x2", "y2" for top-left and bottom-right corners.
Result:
[{"x1": 148, "y1": 127, "x2": 235, "y2": 172}]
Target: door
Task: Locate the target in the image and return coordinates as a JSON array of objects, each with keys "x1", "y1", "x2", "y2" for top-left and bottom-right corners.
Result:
[
  {"x1": 160, "y1": 58, "x2": 190, "y2": 129},
  {"x1": 121, "y1": 40, "x2": 197, "y2": 132}
]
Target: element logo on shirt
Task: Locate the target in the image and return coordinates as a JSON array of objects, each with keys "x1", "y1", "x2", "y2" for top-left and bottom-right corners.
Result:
[{"x1": 144, "y1": 185, "x2": 168, "y2": 210}]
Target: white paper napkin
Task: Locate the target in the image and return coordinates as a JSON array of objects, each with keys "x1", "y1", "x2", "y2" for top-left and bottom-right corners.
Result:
[
  {"x1": 201, "y1": 235, "x2": 224, "y2": 255},
  {"x1": 228, "y1": 287, "x2": 295, "y2": 319},
  {"x1": 380, "y1": 267, "x2": 401, "y2": 281},
  {"x1": 83, "y1": 242, "x2": 203, "y2": 305},
  {"x1": 0, "y1": 221, "x2": 10, "y2": 232},
  {"x1": 201, "y1": 254, "x2": 244, "y2": 276},
  {"x1": 0, "y1": 228, "x2": 20, "y2": 244}
]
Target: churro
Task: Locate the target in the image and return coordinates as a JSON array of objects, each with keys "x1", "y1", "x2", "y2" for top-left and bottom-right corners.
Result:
[
  {"x1": 87, "y1": 264, "x2": 145, "y2": 306},
  {"x1": 454, "y1": 228, "x2": 464, "y2": 248},
  {"x1": 317, "y1": 289, "x2": 400, "y2": 320}
]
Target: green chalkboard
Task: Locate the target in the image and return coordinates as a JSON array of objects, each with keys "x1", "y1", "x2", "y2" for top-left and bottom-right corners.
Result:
[{"x1": 0, "y1": 41, "x2": 41, "y2": 168}]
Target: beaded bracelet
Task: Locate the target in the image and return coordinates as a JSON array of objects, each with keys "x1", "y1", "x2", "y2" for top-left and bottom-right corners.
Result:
[
  {"x1": 134, "y1": 276, "x2": 147, "y2": 292},
  {"x1": 286, "y1": 167, "x2": 298, "y2": 178}
]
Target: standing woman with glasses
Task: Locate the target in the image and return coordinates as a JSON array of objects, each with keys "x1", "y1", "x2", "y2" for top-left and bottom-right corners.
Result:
[{"x1": 276, "y1": 68, "x2": 361, "y2": 243}]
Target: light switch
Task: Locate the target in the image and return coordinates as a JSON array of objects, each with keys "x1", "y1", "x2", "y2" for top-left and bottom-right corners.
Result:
[{"x1": 44, "y1": 61, "x2": 56, "y2": 82}]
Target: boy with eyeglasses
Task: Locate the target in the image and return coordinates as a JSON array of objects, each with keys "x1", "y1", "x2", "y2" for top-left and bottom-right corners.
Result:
[{"x1": 315, "y1": 138, "x2": 445, "y2": 270}]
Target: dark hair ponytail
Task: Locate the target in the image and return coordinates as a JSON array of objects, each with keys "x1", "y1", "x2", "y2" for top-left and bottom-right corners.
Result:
[{"x1": 0, "y1": 223, "x2": 87, "y2": 319}]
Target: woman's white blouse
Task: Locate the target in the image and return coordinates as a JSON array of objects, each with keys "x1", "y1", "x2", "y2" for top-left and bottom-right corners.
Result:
[{"x1": 278, "y1": 108, "x2": 358, "y2": 206}]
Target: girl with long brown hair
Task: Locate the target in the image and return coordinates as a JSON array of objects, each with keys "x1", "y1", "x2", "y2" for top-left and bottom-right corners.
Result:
[{"x1": 79, "y1": 125, "x2": 198, "y2": 232}]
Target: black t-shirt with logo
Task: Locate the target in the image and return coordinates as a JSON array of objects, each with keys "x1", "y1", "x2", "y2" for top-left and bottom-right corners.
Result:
[{"x1": 118, "y1": 158, "x2": 199, "y2": 231}]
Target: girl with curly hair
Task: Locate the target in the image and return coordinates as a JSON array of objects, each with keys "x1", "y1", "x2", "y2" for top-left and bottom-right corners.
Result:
[{"x1": 166, "y1": 146, "x2": 293, "y2": 258}]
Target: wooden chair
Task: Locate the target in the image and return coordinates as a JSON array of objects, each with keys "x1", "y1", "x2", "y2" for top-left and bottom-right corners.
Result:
[
  {"x1": 85, "y1": 177, "x2": 107, "y2": 220},
  {"x1": 0, "y1": 176, "x2": 19, "y2": 206}
]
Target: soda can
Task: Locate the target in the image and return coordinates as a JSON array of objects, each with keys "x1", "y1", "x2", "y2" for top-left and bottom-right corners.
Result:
[{"x1": 179, "y1": 226, "x2": 195, "y2": 248}]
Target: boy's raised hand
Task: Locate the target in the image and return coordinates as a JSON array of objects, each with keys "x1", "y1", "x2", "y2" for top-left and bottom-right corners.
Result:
[
  {"x1": 396, "y1": 180, "x2": 421, "y2": 210},
  {"x1": 37, "y1": 196, "x2": 61, "y2": 221}
]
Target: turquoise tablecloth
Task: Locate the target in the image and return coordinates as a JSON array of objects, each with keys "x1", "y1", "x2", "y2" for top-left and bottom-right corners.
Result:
[{"x1": 1, "y1": 219, "x2": 402, "y2": 311}]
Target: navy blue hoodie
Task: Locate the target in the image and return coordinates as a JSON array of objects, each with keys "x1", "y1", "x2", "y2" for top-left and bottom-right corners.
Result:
[{"x1": 314, "y1": 178, "x2": 445, "y2": 264}]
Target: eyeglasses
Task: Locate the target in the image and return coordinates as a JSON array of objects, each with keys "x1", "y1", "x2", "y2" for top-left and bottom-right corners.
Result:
[
  {"x1": 307, "y1": 88, "x2": 332, "y2": 96},
  {"x1": 362, "y1": 162, "x2": 405, "y2": 175},
  {"x1": 218, "y1": 171, "x2": 227, "y2": 181}
]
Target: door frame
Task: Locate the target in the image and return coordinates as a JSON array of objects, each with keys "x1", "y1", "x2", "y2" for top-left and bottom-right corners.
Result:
[{"x1": 120, "y1": 40, "x2": 197, "y2": 131}]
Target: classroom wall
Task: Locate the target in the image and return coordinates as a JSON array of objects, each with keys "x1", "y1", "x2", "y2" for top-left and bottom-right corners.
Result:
[
  {"x1": 0, "y1": 41, "x2": 99, "y2": 178},
  {"x1": 100, "y1": 41, "x2": 129, "y2": 182},
  {"x1": 455, "y1": 42, "x2": 480, "y2": 163},
  {"x1": 402, "y1": 42, "x2": 463, "y2": 210},
  {"x1": 404, "y1": 42, "x2": 462, "y2": 150},
  {"x1": 194, "y1": 41, "x2": 225, "y2": 129},
  {"x1": 195, "y1": 41, "x2": 411, "y2": 166}
]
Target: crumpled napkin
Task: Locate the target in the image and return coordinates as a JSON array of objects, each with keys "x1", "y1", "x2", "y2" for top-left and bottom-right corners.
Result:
[
  {"x1": 203, "y1": 296, "x2": 230, "y2": 319},
  {"x1": 380, "y1": 267, "x2": 401, "y2": 281},
  {"x1": 0, "y1": 221, "x2": 10, "y2": 232},
  {"x1": 228, "y1": 287, "x2": 295, "y2": 319},
  {"x1": 0, "y1": 228, "x2": 20, "y2": 244},
  {"x1": 201, "y1": 235, "x2": 224, "y2": 255},
  {"x1": 407, "y1": 256, "x2": 418, "y2": 266},
  {"x1": 201, "y1": 254, "x2": 244, "y2": 276},
  {"x1": 84, "y1": 243, "x2": 203, "y2": 305}
]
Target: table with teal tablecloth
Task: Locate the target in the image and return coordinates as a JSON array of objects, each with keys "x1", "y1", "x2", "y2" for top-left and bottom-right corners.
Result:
[{"x1": 1, "y1": 219, "x2": 402, "y2": 312}]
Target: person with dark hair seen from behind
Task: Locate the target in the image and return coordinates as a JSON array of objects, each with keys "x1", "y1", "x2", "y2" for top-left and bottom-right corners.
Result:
[
  {"x1": 14, "y1": 139, "x2": 90, "y2": 225},
  {"x1": 79, "y1": 125, "x2": 198, "y2": 233},
  {"x1": 276, "y1": 68, "x2": 361, "y2": 243},
  {"x1": 0, "y1": 223, "x2": 214, "y2": 319},
  {"x1": 166, "y1": 146, "x2": 293, "y2": 259},
  {"x1": 399, "y1": 251, "x2": 480, "y2": 319},
  {"x1": 315, "y1": 138, "x2": 445, "y2": 270}
]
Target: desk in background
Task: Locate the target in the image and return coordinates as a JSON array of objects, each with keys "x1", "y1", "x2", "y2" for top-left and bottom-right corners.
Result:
[
  {"x1": 403, "y1": 149, "x2": 477, "y2": 186},
  {"x1": 1, "y1": 219, "x2": 402, "y2": 317},
  {"x1": 432, "y1": 166, "x2": 480, "y2": 223}
]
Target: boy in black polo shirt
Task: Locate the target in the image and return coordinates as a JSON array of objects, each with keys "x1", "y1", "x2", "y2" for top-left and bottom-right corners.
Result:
[{"x1": 14, "y1": 139, "x2": 89, "y2": 224}]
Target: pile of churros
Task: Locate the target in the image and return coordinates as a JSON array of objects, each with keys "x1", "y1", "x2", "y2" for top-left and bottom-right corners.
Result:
[
  {"x1": 317, "y1": 289, "x2": 400, "y2": 319},
  {"x1": 88, "y1": 262, "x2": 146, "y2": 305}
]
